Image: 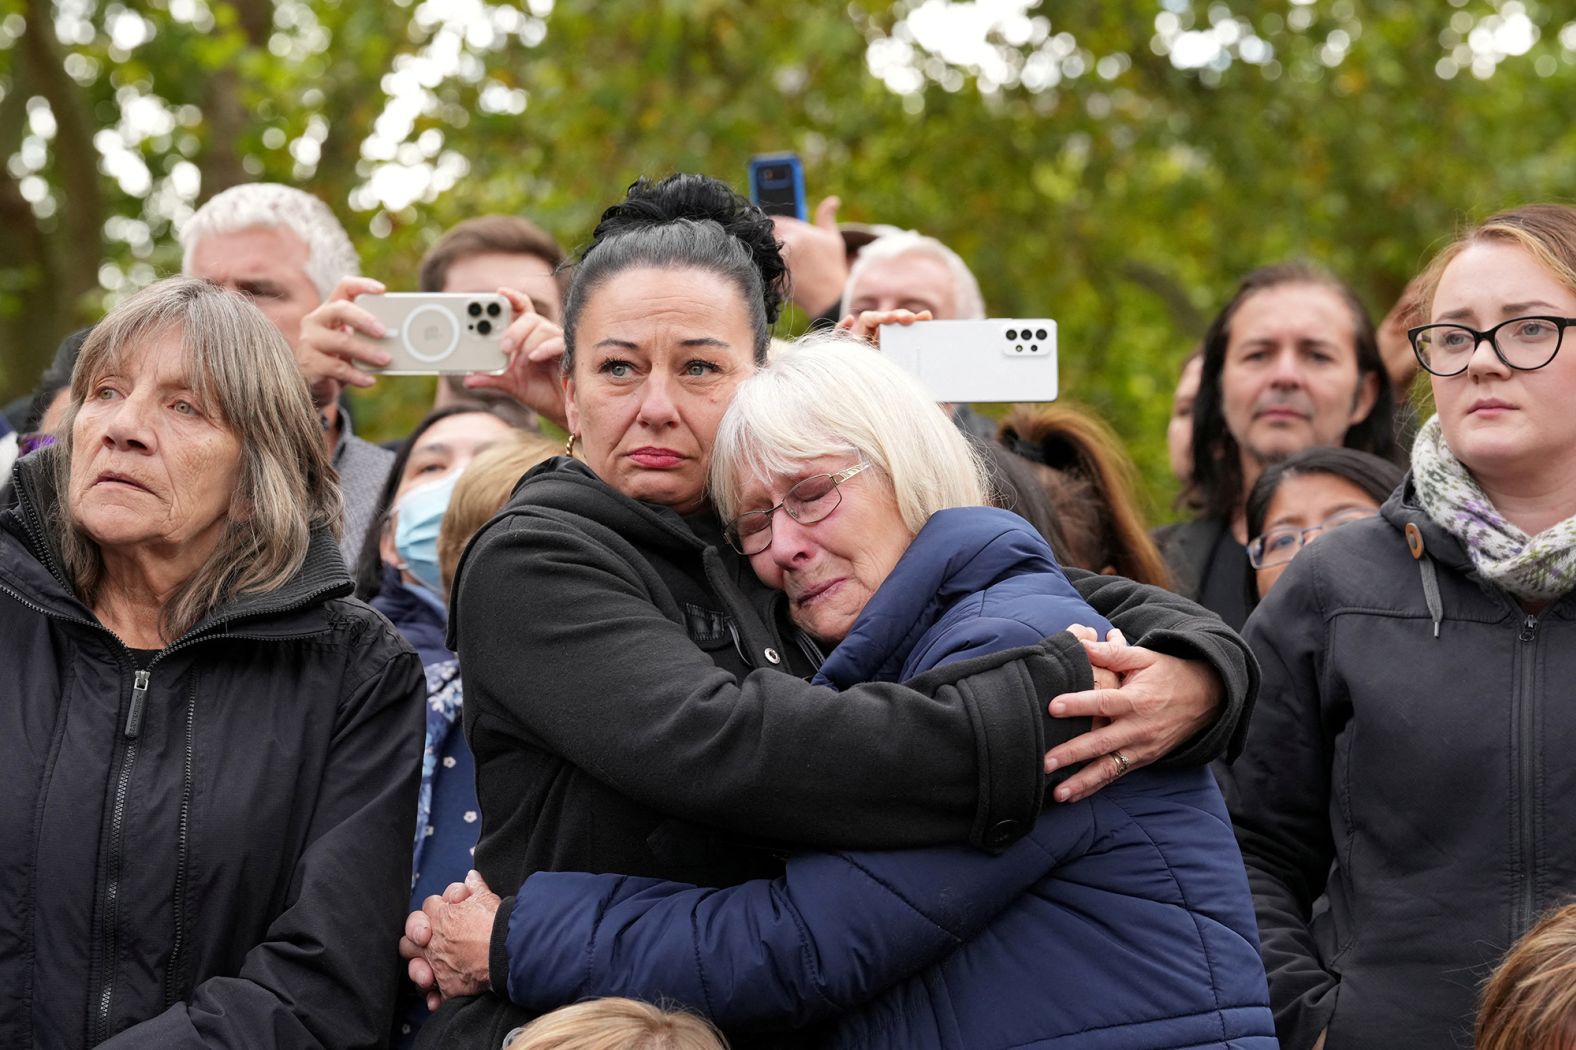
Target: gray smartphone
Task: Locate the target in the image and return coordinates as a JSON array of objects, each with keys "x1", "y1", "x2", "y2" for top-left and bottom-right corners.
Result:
[{"x1": 354, "y1": 292, "x2": 513, "y2": 374}]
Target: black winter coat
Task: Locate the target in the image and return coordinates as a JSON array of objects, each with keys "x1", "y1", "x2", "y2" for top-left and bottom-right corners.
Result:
[
  {"x1": 421, "y1": 457, "x2": 1259, "y2": 1050},
  {"x1": 0, "y1": 451, "x2": 426, "y2": 1049},
  {"x1": 1226, "y1": 478, "x2": 1576, "y2": 1050}
]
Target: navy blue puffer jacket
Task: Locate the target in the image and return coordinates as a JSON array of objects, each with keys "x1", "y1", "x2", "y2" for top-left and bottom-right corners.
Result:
[{"x1": 500, "y1": 508, "x2": 1276, "y2": 1049}]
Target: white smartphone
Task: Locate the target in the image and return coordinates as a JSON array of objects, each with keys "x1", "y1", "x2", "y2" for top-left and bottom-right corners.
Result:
[
  {"x1": 354, "y1": 292, "x2": 514, "y2": 375},
  {"x1": 879, "y1": 319, "x2": 1058, "y2": 403}
]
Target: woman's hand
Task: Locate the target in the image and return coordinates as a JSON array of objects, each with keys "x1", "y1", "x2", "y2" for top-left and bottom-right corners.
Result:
[
  {"x1": 398, "y1": 870, "x2": 499, "y2": 1010},
  {"x1": 464, "y1": 287, "x2": 569, "y2": 430},
  {"x1": 1043, "y1": 636, "x2": 1223, "y2": 803},
  {"x1": 835, "y1": 307, "x2": 932, "y2": 347}
]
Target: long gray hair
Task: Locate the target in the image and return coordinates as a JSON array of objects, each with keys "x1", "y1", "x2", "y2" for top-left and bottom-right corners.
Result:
[{"x1": 53, "y1": 276, "x2": 343, "y2": 641}]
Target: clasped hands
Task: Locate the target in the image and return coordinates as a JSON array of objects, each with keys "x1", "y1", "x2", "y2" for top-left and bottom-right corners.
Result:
[{"x1": 400, "y1": 869, "x2": 500, "y2": 1012}]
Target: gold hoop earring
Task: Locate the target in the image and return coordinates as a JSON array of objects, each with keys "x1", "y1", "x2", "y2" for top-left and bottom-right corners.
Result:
[{"x1": 564, "y1": 432, "x2": 578, "y2": 457}]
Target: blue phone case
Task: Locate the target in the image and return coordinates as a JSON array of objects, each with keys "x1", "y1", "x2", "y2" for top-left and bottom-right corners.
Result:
[{"x1": 748, "y1": 154, "x2": 806, "y2": 221}]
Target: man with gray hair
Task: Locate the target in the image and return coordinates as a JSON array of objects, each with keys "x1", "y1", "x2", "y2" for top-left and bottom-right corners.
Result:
[
  {"x1": 838, "y1": 229, "x2": 995, "y2": 438},
  {"x1": 180, "y1": 183, "x2": 394, "y2": 562}
]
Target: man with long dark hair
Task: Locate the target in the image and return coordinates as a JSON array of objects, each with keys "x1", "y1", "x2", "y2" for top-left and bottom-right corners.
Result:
[{"x1": 1157, "y1": 261, "x2": 1399, "y2": 629}]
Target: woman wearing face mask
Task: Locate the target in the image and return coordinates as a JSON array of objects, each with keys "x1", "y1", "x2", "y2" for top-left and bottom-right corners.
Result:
[
  {"x1": 394, "y1": 429, "x2": 562, "y2": 1050},
  {"x1": 1228, "y1": 204, "x2": 1576, "y2": 1049},
  {"x1": 355, "y1": 406, "x2": 519, "y2": 664}
]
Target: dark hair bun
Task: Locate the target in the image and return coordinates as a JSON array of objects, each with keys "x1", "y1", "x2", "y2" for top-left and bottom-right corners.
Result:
[{"x1": 588, "y1": 173, "x2": 788, "y2": 324}]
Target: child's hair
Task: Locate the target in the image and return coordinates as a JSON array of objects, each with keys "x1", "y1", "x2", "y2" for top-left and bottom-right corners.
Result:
[
  {"x1": 1477, "y1": 902, "x2": 1576, "y2": 1050},
  {"x1": 502, "y1": 998, "x2": 728, "y2": 1050}
]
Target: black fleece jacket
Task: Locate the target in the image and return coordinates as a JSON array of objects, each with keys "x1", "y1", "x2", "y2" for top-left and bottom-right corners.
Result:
[
  {"x1": 0, "y1": 450, "x2": 425, "y2": 1050},
  {"x1": 421, "y1": 457, "x2": 1257, "y2": 1050},
  {"x1": 1227, "y1": 479, "x2": 1576, "y2": 1050}
]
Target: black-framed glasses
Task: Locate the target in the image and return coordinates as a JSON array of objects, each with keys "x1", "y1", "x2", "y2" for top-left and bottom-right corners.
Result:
[
  {"x1": 1247, "y1": 507, "x2": 1376, "y2": 570},
  {"x1": 724, "y1": 463, "x2": 870, "y2": 556},
  {"x1": 1407, "y1": 315, "x2": 1576, "y2": 377}
]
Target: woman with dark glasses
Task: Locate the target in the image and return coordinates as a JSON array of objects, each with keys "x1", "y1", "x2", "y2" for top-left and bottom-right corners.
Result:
[{"x1": 1228, "y1": 203, "x2": 1576, "y2": 1050}]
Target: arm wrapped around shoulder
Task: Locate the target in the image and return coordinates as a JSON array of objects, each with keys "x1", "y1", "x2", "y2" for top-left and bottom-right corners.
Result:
[
  {"x1": 899, "y1": 633, "x2": 1094, "y2": 849},
  {"x1": 1066, "y1": 567, "x2": 1260, "y2": 766}
]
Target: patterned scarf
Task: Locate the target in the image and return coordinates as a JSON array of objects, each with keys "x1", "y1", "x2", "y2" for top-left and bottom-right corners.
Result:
[{"x1": 1411, "y1": 414, "x2": 1576, "y2": 601}]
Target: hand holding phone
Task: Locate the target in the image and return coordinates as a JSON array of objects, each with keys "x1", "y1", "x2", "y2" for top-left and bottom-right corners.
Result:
[
  {"x1": 461, "y1": 287, "x2": 571, "y2": 431},
  {"x1": 354, "y1": 293, "x2": 514, "y2": 375},
  {"x1": 878, "y1": 318, "x2": 1059, "y2": 403},
  {"x1": 295, "y1": 276, "x2": 394, "y2": 398}
]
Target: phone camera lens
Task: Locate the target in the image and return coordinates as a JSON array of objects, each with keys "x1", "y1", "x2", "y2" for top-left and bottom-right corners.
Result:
[
  {"x1": 486, "y1": 302, "x2": 501, "y2": 317},
  {"x1": 468, "y1": 302, "x2": 483, "y2": 318},
  {"x1": 1035, "y1": 328, "x2": 1048, "y2": 341},
  {"x1": 1006, "y1": 328, "x2": 1018, "y2": 341},
  {"x1": 1030, "y1": 344, "x2": 1038, "y2": 353},
  {"x1": 477, "y1": 320, "x2": 493, "y2": 335}
]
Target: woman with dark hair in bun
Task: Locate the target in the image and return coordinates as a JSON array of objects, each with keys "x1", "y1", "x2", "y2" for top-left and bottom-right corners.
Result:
[{"x1": 402, "y1": 174, "x2": 1258, "y2": 1048}]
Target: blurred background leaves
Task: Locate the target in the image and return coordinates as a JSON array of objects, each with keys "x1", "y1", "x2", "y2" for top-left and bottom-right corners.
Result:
[{"x1": 4, "y1": 0, "x2": 1574, "y2": 512}]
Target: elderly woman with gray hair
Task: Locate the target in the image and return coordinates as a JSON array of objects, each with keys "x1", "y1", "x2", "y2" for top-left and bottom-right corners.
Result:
[
  {"x1": 0, "y1": 277, "x2": 424, "y2": 1049},
  {"x1": 420, "y1": 336, "x2": 1275, "y2": 1050}
]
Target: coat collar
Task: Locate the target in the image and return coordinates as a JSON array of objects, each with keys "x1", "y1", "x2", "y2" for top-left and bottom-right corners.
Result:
[
  {"x1": 814, "y1": 507, "x2": 1062, "y2": 688},
  {"x1": 2, "y1": 445, "x2": 351, "y2": 639}
]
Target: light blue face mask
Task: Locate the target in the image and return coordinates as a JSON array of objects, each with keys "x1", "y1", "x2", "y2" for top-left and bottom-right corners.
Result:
[{"x1": 393, "y1": 470, "x2": 462, "y2": 594}]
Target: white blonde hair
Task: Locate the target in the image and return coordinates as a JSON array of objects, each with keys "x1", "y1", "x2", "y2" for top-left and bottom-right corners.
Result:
[
  {"x1": 180, "y1": 183, "x2": 359, "y2": 299},
  {"x1": 840, "y1": 230, "x2": 986, "y2": 320},
  {"x1": 709, "y1": 330, "x2": 988, "y2": 532}
]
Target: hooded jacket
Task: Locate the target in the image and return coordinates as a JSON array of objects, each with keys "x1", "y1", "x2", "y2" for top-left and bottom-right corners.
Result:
[
  {"x1": 421, "y1": 459, "x2": 1260, "y2": 1050},
  {"x1": 0, "y1": 450, "x2": 425, "y2": 1049},
  {"x1": 1226, "y1": 478, "x2": 1576, "y2": 1049},
  {"x1": 496, "y1": 509, "x2": 1275, "y2": 1049}
]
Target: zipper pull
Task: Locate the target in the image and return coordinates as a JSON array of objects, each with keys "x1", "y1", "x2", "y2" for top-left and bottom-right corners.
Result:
[
  {"x1": 125, "y1": 669, "x2": 150, "y2": 739},
  {"x1": 1520, "y1": 615, "x2": 1539, "y2": 644}
]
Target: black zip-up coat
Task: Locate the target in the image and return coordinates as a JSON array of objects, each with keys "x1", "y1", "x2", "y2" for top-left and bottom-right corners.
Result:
[
  {"x1": 0, "y1": 451, "x2": 425, "y2": 1049},
  {"x1": 1225, "y1": 478, "x2": 1576, "y2": 1050},
  {"x1": 419, "y1": 458, "x2": 1258, "y2": 1049}
]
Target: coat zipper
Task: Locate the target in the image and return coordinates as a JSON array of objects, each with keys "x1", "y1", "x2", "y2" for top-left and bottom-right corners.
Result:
[
  {"x1": 86, "y1": 617, "x2": 332, "y2": 1042},
  {"x1": 92, "y1": 672, "x2": 146, "y2": 1044},
  {"x1": 1, "y1": 575, "x2": 342, "y2": 1043},
  {"x1": 1515, "y1": 614, "x2": 1540, "y2": 935},
  {"x1": 163, "y1": 684, "x2": 198, "y2": 1007}
]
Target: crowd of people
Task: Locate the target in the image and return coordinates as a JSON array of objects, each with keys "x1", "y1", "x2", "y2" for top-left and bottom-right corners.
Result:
[{"x1": 2, "y1": 170, "x2": 1576, "y2": 1050}]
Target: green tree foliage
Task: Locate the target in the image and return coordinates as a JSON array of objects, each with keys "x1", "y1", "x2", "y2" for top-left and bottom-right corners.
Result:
[{"x1": 4, "y1": 0, "x2": 1576, "y2": 512}]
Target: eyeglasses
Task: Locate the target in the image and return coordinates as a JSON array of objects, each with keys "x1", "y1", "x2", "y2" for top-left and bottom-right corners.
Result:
[
  {"x1": 1407, "y1": 315, "x2": 1576, "y2": 377},
  {"x1": 724, "y1": 463, "x2": 870, "y2": 556},
  {"x1": 1247, "y1": 507, "x2": 1376, "y2": 569}
]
